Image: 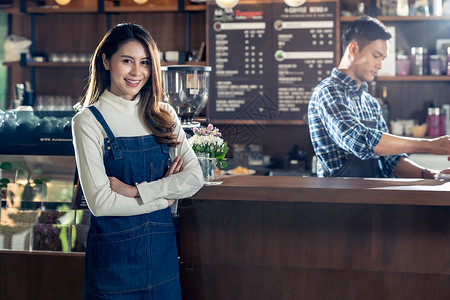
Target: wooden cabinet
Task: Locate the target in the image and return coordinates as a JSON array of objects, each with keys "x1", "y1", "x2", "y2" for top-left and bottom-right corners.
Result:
[{"x1": 2, "y1": 0, "x2": 206, "y2": 107}]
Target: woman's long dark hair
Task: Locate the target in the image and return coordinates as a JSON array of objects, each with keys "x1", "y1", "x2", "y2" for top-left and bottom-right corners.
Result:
[{"x1": 83, "y1": 23, "x2": 178, "y2": 146}]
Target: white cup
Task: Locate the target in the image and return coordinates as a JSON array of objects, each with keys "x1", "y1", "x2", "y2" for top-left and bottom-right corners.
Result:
[
  {"x1": 391, "y1": 120, "x2": 404, "y2": 135},
  {"x1": 164, "y1": 51, "x2": 179, "y2": 62},
  {"x1": 402, "y1": 119, "x2": 415, "y2": 136}
]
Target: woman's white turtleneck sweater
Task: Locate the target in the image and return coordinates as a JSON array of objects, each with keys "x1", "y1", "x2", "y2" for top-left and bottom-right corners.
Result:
[{"x1": 72, "y1": 90, "x2": 203, "y2": 217}]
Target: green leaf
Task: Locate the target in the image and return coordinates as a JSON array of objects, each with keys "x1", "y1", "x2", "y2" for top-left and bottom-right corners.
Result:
[
  {"x1": 12, "y1": 162, "x2": 26, "y2": 171},
  {"x1": 34, "y1": 176, "x2": 51, "y2": 184},
  {"x1": 217, "y1": 159, "x2": 228, "y2": 169},
  {"x1": 0, "y1": 162, "x2": 13, "y2": 171},
  {"x1": 0, "y1": 178, "x2": 10, "y2": 188},
  {"x1": 31, "y1": 167, "x2": 43, "y2": 175},
  {"x1": 17, "y1": 169, "x2": 27, "y2": 178},
  {"x1": 216, "y1": 153, "x2": 226, "y2": 160}
]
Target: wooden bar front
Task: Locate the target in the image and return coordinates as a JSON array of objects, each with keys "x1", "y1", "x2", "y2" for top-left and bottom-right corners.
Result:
[{"x1": 179, "y1": 176, "x2": 450, "y2": 300}]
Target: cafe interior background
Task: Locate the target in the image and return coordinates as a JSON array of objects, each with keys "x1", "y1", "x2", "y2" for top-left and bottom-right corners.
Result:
[{"x1": 0, "y1": 0, "x2": 450, "y2": 296}]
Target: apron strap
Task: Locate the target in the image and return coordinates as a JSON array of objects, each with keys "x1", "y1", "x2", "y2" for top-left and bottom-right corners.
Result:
[{"x1": 87, "y1": 106, "x2": 123, "y2": 160}]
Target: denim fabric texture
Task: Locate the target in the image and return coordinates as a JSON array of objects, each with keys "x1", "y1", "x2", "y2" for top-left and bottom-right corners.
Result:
[{"x1": 83, "y1": 106, "x2": 181, "y2": 299}]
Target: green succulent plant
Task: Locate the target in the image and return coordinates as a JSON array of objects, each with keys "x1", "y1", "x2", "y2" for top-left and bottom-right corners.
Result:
[
  {"x1": 0, "y1": 162, "x2": 13, "y2": 188},
  {"x1": 1, "y1": 161, "x2": 51, "y2": 203},
  {"x1": 12, "y1": 162, "x2": 51, "y2": 202}
]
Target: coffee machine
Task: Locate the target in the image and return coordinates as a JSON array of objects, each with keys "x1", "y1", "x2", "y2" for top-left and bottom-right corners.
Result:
[{"x1": 161, "y1": 65, "x2": 211, "y2": 134}]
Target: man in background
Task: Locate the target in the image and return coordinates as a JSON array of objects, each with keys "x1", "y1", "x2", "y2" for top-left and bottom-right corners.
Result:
[{"x1": 308, "y1": 16, "x2": 450, "y2": 179}]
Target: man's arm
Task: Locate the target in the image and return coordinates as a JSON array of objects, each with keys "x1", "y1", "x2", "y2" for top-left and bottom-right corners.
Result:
[
  {"x1": 374, "y1": 133, "x2": 450, "y2": 156},
  {"x1": 374, "y1": 134, "x2": 450, "y2": 178},
  {"x1": 393, "y1": 157, "x2": 435, "y2": 179}
]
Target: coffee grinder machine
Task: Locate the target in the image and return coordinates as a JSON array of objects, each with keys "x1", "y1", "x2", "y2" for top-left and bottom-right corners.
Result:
[
  {"x1": 161, "y1": 65, "x2": 211, "y2": 135},
  {"x1": 161, "y1": 65, "x2": 212, "y2": 217}
]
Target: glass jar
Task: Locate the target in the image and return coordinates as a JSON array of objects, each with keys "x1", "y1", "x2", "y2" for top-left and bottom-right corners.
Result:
[
  {"x1": 446, "y1": 47, "x2": 450, "y2": 75},
  {"x1": 396, "y1": 54, "x2": 410, "y2": 75},
  {"x1": 410, "y1": 47, "x2": 427, "y2": 75},
  {"x1": 427, "y1": 107, "x2": 445, "y2": 136},
  {"x1": 429, "y1": 54, "x2": 442, "y2": 75}
]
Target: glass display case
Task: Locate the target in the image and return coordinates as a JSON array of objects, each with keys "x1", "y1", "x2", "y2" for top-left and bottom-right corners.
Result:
[
  {"x1": 0, "y1": 107, "x2": 75, "y2": 155},
  {"x1": 0, "y1": 155, "x2": 89, "y2": 253}
]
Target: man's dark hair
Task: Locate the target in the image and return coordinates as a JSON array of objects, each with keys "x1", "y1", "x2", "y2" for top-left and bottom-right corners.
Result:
[{"x1": 341, "y1": 16, "x2": 391, "y2": 53}]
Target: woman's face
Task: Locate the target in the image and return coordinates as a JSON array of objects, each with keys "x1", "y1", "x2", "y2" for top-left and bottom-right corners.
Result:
[{"x1": 102, "y1": 40, "x2": 151, "y2": 100}]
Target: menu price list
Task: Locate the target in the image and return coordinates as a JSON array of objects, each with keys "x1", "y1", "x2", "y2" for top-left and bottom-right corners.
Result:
[{"x1": 208, "y1": 1, "x2": 337, "y2": 122}]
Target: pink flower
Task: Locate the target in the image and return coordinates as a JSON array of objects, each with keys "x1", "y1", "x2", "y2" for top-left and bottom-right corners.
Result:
[{"x1": 206, "y1": 124, "x2": 214, "y2": 133}]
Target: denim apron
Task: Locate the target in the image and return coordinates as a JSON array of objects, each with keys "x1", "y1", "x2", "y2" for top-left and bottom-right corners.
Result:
[
  {"x1": 322, "y1": 119, "x2": 384, "y2": 178},
  {"x1": 83, "y1": 106, "x2": 181, "y2": 300}
]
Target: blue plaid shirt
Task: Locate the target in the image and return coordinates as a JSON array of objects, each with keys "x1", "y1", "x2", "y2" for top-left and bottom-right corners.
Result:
[{"x1": 308, "y1": 68, "x2": 405, "y2": 177}]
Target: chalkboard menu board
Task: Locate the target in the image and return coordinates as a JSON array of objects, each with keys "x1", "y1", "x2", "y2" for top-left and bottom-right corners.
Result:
[{"x1": 207, "y1": 0, "x2": 338, "y2": 123}]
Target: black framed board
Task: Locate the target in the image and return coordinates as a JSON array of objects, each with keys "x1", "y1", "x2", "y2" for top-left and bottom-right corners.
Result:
[{"x1": 207, "y1": 0, "x2": 339, "y2": 124}]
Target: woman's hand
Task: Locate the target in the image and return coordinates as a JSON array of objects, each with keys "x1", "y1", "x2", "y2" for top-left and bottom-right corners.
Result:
[
  {"x1": 109, "y1": 156, "x2": 184, "y2": 205},
  {"x1": 165, "y1": 156, "x2": 184, "y2": 206},
  {"x1": 109, "y1": 176, "x2": 138, "y2": 198},
  {"x1": 165, "y1": 156, "x2": 183, "y2": 177}
]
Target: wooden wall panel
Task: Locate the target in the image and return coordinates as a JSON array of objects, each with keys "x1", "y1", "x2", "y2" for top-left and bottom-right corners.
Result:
[
  {"x1": 377, "y1": 81, "x2": 450, "y2": 123},
  {"x1": 110, "y1": 12, "x2": 188, "y2": 52},
  {"x1": 0, "y1": 251, "x2": 84, "y2": 300},
  {"x1": 189, "y1": 11, "x2": 206, "y2": 53},
  {"x1": 34, "y1": 13, "x2": 107, "y2": 54},
  {"x1": 179, "y1": 200, "x2": 450, "y2": 300},
  {"x1": 34, "y1": 67, "x2": 89, "y2": 97}
]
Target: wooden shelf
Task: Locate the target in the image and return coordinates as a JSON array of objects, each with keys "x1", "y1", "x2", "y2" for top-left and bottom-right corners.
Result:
[
  {"x1": 5, "y1": 61, "x2": 206, "y2": 67},
  {"x1": 185, "y1": 61, "x2": 207, "y2": 66},
  {"x1": 210, "y1": 120, "x2": 307, "y2": 125},
  {"x1": 161, "y1": 61, "x2": 207, "y2": 66},
  {"x1": 25, "y1": 61, "x2": 90, "y2": 67},
  {"x1": 104, "y1": 5, "x2": 178, "y2": 12},
  {"x1": 3, "y1": 60, "x2": 90, "y2": 68},
  {"x1": 184, "y1": 4, "x2": 206, "y2": 11},
  {"x1": 1, "y1": 7, "x2": 21, "y2": 14},
  {"x1": 377, "y1": 75, "x2": 450, "y2": 81},
  {"x1": 2, "y1": 61, "x2": 20, "y2": 67},
  {"x1": 26, "y1": 6, "x2": 98, "y2": 13},
  {"x1": 341, "y1": 15, "x2": 450, "y2": 22}
]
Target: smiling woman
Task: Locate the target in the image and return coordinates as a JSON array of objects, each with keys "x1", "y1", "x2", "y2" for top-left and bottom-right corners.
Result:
[{"x1": 71, "y1": 23, "x2": 203, "y2": 299}]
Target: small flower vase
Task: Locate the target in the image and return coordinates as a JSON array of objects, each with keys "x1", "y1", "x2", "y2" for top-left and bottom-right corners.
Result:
[{"x1": 196, "y1": 153, "x2": 217, "y2": 182}]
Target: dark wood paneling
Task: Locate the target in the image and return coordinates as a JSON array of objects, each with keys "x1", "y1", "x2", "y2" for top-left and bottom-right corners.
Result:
[
  {"x1": 110, "y1": 12, "x2": 189, "y2": 52},
  {"x1": 376, "y1": 81, "x2": 450, "y2": 123},
  {"x1": 0, "y1": 251, "x2": 84, "y2": 300},
  {"x1": 34, "y1": 67, "x2": 89, "y2": 97},
  {"x1": 189, "y1": 11, "x2": 206, "y2": 52},
  {"x1": 179, "y1": 199, "x2": 450, "y2": 300},
  {"x1": 34, "y1": 13, "x2": 107, "y2": 54},
  {"x1": 182, "y1": 265, "x2": 450, "y2": 300}
]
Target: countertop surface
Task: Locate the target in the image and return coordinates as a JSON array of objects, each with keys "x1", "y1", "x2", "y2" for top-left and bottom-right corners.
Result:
[{"x1": 192, "y1": 176, "x2": 450, "y2": 206}]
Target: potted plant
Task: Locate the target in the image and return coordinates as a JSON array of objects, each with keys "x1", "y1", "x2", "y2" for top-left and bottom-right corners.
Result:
[
  {"x1": 0, "y1": 162, "x2": 13, "y2": 200},
  {"x1": 188, "y1": 124, "x2": 229, "y2": 180},
  {"x1": 13, "y1": 162, "x2": 51, "y2": 202}
]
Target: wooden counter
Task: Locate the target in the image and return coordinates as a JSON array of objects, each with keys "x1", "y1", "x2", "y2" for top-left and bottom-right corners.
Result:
[
  {"x1": 179, "y1": 176, "x2": 450, "y2": 300},
  {"x1": 192, "y1": 175, "x2": 450, "y2": 205}
]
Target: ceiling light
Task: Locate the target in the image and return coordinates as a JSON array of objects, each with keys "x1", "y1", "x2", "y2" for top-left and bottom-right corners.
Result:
[
  {"x1": 133, "y1": 0, "x2": 149, "y2": 4},
  {"x1": 284, "y1": 0, "x2": 306, "y2": 7},
  {"x1": 215, "y1": 0, "x2": 239, "y2": 9},
  {"x1": 55, "y1": 0, "x2": 71, "y2": 5}
]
